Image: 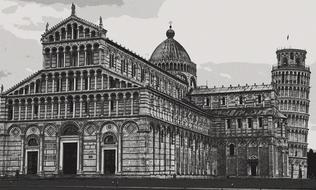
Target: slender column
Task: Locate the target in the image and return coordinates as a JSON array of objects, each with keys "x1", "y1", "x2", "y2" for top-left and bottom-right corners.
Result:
[
  {"x1": 45, "y1": 76, "x2": 48, "y2": 93},
  {"x1": 101, "y1": 96, "x2": 105, "y2": 116},
  {"x1": 39, "y1": 134, "x2": 43, "y2": 174},
  {"x1": 31, "y1": 99, "x2": 34, "y2": 120},
  {"x1": 131, "y1": 94, "x2": 134, "y2": 115},
  {"x1": 87, "y1": 73, "x2": 90, "y2": 90},
  {"x1": 12, "y1": 102, "x2": 15, "y2": 120},
  {"x1": 63, "y1": 51, "x2": 66, "y2": 67},
  {"x1": 52, "y1": 75, "x2": 55, "y2": 93},
  {"x1": 79, "y1": 97, "x2": 83, "y2": 118},
  {"x1": 28, "y1": 85, "x2": 31, "y2": 94},
  {"x1": 69, "y1": 49, "x2": 73, "y2": 67},
  {"x1": 116, "y1": 95, "x2": 119, "y2": 116},
  {"x1": 98, "y1": 48, "x2": 101, "y2": 65},
  {"x1": 108, "y1": 97, "x2": 112, "y2": 116},
  {"x1": 38, "y1": 101, "x2": 41, "y2": 119},
  {"x1": 34, "y1": 82, "x2": 36, "y2": 94},
  {"x1": 123, "y1": 94, "x2": 126, "y2": 115},
  {"x1": 96, "y1": 132, "x2": 100, "y2": 173},
  {"x1": 73, "y1": 99, "x2": 76, "y2": 118},
  {"x1": 57, "y1": 100, "x2": 61, "y2": 118},
  {"x1": 72, "y1": 26, "x2": 74, "y2": 40},
  {"x1": 74, "y1": 73, "x2": 77, "y2": 91},
  {"x1": 80, "y1": 74, "x2": 83, "y2": 91},
  {"x1": 94, "y1": 96, "x2": 97, "y2": 117},
  {"x1": 50, "y1": 100, "x2": 54, "y2": 119},
  {"x1": 101, "y1": 73, "x2": 104, "y2": 90},
  {"x1": 84, "y1": 48, "x2": 87, "y2": 66},
  {"x1": 57, "y1": 50, "x2": 59, "y2": 67},
  {"x1": 107, "y1": 76, "x2": 110, "y2": 89},
  {"x1": 77, "y1": 50, "x2": 80, "y2": 66},
  {"x1": 65, "y1": 73, "x2": 69, "y2": 92},
  {"x1": 59, "y1": 76, "x2": 62, "y2": 92},
  {"x1": 18, "y1": 101, "x2": 21, "y2": 120},
  {"x1": 25, "y1": 102, "x2": 28, "y2": 120},
  {"x1": 94, "y1": 72, "x2": 97, "y2": 90},
  {"x1": 65, "y1": 99, "x2": 68, "y2": 118},
  {"x1": 44, "y1": 100, "x2": 47, "y2": 119},
  {"x1": 20, "y1": 135, "x2": 25, "y2": 174}
]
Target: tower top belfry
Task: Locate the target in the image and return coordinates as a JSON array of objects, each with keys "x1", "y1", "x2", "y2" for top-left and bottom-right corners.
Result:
[{"x1": 276, "y1": 48, "x2": 307, "y2": 68}]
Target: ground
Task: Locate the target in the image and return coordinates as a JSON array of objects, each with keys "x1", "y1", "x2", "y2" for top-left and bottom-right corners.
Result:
[{"x1": 0, "y1": 176, "x2": 315, "y2": 190}]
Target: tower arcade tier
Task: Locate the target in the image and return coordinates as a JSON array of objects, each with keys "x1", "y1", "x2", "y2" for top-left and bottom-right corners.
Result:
[{"x1": 271, "y1": 48, "x2": 311, "y2": 179}]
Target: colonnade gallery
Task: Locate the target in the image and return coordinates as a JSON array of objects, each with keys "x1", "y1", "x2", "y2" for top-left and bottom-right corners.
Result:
[{"x1": 0, "y1": 4, "x2": 311, "y2": 178}]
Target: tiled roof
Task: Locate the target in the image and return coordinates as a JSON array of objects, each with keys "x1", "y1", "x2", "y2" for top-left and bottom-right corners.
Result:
[
  {"x1": 191, "y1": 84, "x2": 274, "y2": 95},
  {"x1": 209, "y1": 107, "x2": 286, "y2": 118}
]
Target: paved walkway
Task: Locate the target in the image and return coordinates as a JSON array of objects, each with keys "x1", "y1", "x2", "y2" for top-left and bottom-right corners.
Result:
[{"x1": 0, "y1": 177, "x2": 314, "y2": 190}]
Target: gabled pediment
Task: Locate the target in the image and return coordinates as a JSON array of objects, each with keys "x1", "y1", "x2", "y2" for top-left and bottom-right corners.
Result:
[
  {"x1": 5, "y1": 70, "x2": 43, "y2": 96},
  {"x1": 41, "y1": 15, "x2": 107, "y2": 43}
]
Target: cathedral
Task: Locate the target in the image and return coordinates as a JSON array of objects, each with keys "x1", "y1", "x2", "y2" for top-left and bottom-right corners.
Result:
[{"x1": 0, "y1": 5, "x2": 311, "y2": 178}]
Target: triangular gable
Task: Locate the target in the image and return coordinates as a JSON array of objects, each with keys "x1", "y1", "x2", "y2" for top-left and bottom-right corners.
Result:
[
  {"x1": 41, "y1": 15, "x2": 106, "y2": 39},
  {"x1": 4, "y1": 65, "x2": 141, "y2": 96},
  {"x1": 4, "y1": 70, "x2": 42, "y2": 95}
]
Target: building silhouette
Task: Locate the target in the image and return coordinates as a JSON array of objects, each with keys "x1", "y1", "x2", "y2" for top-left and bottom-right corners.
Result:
[{"x1": 0, "y1": 5, "x2": 311, "y2": 178}]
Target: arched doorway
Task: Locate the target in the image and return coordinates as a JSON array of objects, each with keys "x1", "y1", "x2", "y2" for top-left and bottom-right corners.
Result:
[
  {"x1": 102, "y1": 132, "x2": 117, "y2": 175},
  {"x1": 26, "y1": 136, "x2": 39, "y2": 175},
  {"x1": 248, "y1": 156, "x2": 258, "y2": 176},
  {"x1": 61, "y1": 124, "x2": 79, "y2": 175}
]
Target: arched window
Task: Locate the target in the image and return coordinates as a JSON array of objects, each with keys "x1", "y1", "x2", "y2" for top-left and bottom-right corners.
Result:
[
  {"x1": 290, "y1": 52, "x2": 294, "y2": 60},
  {"x1": 229, "y1": 144, "x2": 235, "y2": 156},
  {"x1": 104, "y1": 133, "x2": 116, "y2": 144},
  {"x1": 62, "y1": 124, "x2": 78, "y2": 135},
  {"x1": 28, "y1": 137, "x2": 39, "y2": 146},
  {"x1": 283, "y1": 57, "x2": 288, "y2": 65}
]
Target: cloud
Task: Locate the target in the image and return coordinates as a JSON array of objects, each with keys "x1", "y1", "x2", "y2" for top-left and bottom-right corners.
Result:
[
  {"x1": 219, "y1": 73, "x2": 232, "y2": 79},
  {"x1": 13, "y1": 0, "x2": 124, "y2": 7},
  {"x1": 1, "y1": 4, "x2": 18, "y2": 14},
  {"x1": 0, "y1": 70, "x2": 11, "y2": 79}
]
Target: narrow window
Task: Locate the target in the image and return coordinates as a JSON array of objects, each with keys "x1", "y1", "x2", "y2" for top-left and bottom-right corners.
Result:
[
  {"x1": 206, "y1": 97, "x2": 210, "y2": 106},
  {"x1": 239, "y1": 96, "x2": 243, "y2": 104},
  {"x1": 109, "y1": 54, "x2": 114, "y2": 68},
  {"x1": 69, "y1": 100, "x2": 73, "y2": 113},
  {"x1": 226, "y1": 119, "x2": 231, "y2": 129},
  {"x1": 258, "y1": 95, "x2": 262, "y2": 103},
  {"x1": 110, "y1": 99, "x2": 115, "y2": 112},
  {"x1": 237, "y1": 119, "x2": 242, "y2": 128},
  {"x1": 248, "y1": 118, "x2": 253, "y2": 128},
  {"x1": 229, "y1": 144, "x2": 235, "y2": 156},
  {"x1": 282, "y1": 72, "x2": 285, "y2": 83},
  {"x1": 258, "y1": 117, "x2": 263, "y2": 128},
  {"x1": 84, "y1": 101, "x2": 88, "y2": 113},
  {"x1": 221, "y1": 97, "x2": 226, "y2": 105},
  {"x1": 34, "y1": 103, "x2": 39, "y2": 115},
  {"x1": 121, "y1": 59, "x2": 125, "y2": 73}
]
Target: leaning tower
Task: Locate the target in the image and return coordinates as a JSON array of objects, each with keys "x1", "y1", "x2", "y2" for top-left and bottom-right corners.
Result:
[{"x1": 271, "y1": 48, "x2": 311, "y2": 178}]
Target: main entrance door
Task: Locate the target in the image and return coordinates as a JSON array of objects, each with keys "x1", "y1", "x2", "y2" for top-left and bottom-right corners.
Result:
[
  {"x1": 250, "y1": 162, "x2": 257, "y2": 176},
  {"x1": 103, "y1": 150, "x2": 115, "y2": 175},
  {"x1": 63, "y1": 143, "x2": 77, "y2": 174},
  {"x1": 27, "y1": 151, "x2": 38, "y2": 174}
]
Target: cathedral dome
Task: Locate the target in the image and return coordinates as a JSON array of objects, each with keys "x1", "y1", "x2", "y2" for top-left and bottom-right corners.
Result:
[{"x1": 150, "y1": 26, "x2": 191, "y2": 63}]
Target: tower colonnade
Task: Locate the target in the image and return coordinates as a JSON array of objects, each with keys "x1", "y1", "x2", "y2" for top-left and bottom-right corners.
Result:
[{"x1": 272, "y1": 48, "x2": 311, "y2": 179}]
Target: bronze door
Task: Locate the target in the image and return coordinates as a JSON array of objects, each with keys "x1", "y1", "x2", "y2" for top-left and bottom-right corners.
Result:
[
  {"x1": 27, "y1": 151, "x2": 38, "y2": 175},
  {"x1": 63, "y1": 143, "x2": 77, "y2": 174},
  {"x1": 104, "y1": 150, "x2": 115, "y2": 175}
]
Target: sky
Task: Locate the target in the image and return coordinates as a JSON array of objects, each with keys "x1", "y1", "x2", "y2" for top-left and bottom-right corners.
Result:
[{"x1": 0, "y1": 0, "x2": 315, "y2": 148}]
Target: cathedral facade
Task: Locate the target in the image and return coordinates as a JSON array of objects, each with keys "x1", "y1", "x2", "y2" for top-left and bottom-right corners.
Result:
[{"x1": 0, "y1": 5, "x2": 311, "y2": 178}]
